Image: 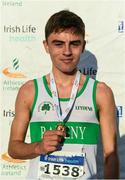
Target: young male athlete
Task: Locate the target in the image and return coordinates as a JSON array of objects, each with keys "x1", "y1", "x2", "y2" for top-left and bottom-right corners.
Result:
[{"x1": 8, "y1": 10, "x2": 119, "y2": 179}]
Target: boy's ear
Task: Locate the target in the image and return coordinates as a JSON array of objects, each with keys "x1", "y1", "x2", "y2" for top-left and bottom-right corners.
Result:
[
  {"x1": 82, "y1": 40, "x2": 86, "y2": 52},
  {"x1": 43, "y1": 40, "x2": 49, "y2": 53}
]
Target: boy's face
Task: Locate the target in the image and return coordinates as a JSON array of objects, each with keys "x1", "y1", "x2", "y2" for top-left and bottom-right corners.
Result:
[{"x1": 43, "y1": 29, "x2": 85, "y2": 74}]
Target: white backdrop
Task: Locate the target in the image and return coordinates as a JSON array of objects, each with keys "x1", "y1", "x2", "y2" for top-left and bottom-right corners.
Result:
[{"x1": 0, "y1": 0, "x2": 125, "y2": 179}]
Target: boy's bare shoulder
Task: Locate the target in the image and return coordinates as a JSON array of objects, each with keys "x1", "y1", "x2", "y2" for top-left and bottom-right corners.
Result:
[
  {"x1": 97, "y1": 81, "x2": 113, "y2": 96},
  {"x1": 19, "y1": 80, "x2": 34, "y2": 95},
  {"x1": 16, "y1": 80, "x2": 35, "y2": 107},
  {"x1": 96, "y1": 81, "x2": 115, "y2": 108}
]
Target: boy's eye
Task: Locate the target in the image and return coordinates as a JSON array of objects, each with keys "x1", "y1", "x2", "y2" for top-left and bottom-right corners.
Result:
[
  {"x1": 52, "y1": 41, "x2": 63, "y2": 46},
  {"x1": 71, "y1": 41, "x2": 81, "y2": 46},
  {"x1": 54, "y1": 43, "x2": 63, "y2": 46}
]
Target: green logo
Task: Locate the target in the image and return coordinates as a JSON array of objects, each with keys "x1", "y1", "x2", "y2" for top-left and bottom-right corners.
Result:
[
  {"x1": 38, "y1": 102, "x2": 54, "y2": 114},
  {"x1": 42, "y1": 104, "x2": 50, "y2": 113}
]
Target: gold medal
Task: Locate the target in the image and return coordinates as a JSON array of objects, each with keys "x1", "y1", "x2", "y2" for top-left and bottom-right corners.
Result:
[{"x1": 56, "y1": 124, "x2": 65, "y2": 132}]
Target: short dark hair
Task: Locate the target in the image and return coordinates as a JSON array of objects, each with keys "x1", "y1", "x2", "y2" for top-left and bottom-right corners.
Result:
[{"x1": 45, "y1": 10, "x2": 85, "y2": 40}]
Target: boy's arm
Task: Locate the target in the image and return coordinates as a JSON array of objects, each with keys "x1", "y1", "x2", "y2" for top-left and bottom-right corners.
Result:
[
  {"x1": 97, "y1": 82, "x2": 119, "y2": 179},
  {"x1": 8, "y1": 80, "x2": 64, "y2": 159}
]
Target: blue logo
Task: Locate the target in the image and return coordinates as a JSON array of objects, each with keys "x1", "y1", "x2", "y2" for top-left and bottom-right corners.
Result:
[
  {"x1": 118, "y1": 21, "x2": 124, "y2": 33},
  {"x1": 117, "y1": 106, "x2": 123, "y2": 117}
]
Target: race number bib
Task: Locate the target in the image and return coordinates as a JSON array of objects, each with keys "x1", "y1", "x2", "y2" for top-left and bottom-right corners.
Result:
[{"x1": 38, "y1": 151, "x2": 85, "y2": 179}]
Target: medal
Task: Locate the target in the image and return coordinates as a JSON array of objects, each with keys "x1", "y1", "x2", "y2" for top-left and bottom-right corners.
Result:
[{"x1": 56, "y1": 124, "x2": 66, "y2": 133}]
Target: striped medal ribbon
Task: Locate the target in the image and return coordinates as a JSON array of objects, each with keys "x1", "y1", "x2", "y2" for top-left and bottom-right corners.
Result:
[{"x1": 50, "y1": 70, "x2": 81, "y2": 130}]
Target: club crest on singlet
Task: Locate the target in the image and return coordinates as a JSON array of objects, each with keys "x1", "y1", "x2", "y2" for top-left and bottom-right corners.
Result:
[{"x1": 38, "y1": 101, "x2": 54, "y2": 114}]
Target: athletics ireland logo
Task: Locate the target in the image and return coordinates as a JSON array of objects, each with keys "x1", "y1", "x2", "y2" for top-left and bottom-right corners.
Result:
[
  {"x1": 2, "y1": 58, "x2": 26, "y2": 78},
  {"x1": 38, "y1": 102, "x2": 54, "y2": 114}
]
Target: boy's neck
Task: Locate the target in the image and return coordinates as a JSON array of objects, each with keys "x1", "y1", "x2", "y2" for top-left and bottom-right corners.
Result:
[{"x1": 52, "y1": 68, "x2": 78, "y2": 86}]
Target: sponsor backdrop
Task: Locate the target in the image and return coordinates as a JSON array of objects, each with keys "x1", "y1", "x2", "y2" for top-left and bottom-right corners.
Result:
[{"x1": 0, "y1": 0, "x2": 125, "y2": 179}]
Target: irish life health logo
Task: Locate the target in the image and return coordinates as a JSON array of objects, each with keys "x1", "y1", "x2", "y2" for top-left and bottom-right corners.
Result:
[{"x1": 2, "y1": 58, "x2": 26, "y2": 78}]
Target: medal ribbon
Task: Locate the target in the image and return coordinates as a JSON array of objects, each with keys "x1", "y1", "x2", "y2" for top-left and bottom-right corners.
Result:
[{"x1": 50, "y1": 71, "x2": 81, "y2": 122}]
